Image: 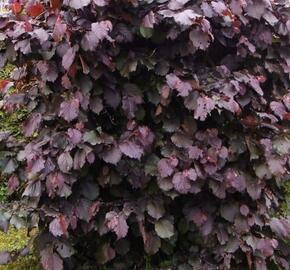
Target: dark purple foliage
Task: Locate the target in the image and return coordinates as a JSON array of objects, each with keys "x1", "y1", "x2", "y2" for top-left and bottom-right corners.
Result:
[{"x1": 0, "y1": 0, "x2": 290, "y2": 269}]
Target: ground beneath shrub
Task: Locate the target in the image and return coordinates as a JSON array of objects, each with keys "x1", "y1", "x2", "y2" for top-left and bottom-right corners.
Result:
[{"x1": 0, "y1": 228, "x2": 40, "y2": 270}]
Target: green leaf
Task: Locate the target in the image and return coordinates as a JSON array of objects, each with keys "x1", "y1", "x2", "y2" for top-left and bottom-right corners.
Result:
[
  {"x1": 83, "y1": 131, "x2": 101, "y2": 145},
  {"x1": 145, "y1": 154, "x2": 159, "y2": 176},
  {"x1": 140, "y1": 27, "x2": 153, "y2": 39},
  {"x1": 273, "y1": 136, "x2": 290, "y2": 155},
  {"x1": 147, "y1": 200, "x2": 165, "y2": 220},
  {"x1": 155, "y1": 219, "x2": 174, "y2": 239}
]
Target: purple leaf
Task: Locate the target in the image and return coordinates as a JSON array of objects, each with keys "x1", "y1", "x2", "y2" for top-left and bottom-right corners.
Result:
[
  {"x1": 68, "y1": 0, "x2": 90, "y2": 9},
  {"x1": 7, "y1": 175, "x2": 19, "y2": 195},
  {"x1": 37, "y1": 62, "x2": 58, "y2": 82},
  {"x1": 171, "y1": 132, "x2": 193, "y2": 148},
  {"x1": 160, "y1": 9, "x2": 200, "y2": 26},
  {"x1": 201, "y1": 2, "x2": 214, "y2": 17},
  {"x1": 27, "y1": 157, "x2": 45, "y2": 175},
  {"x1": 81, "y1": 21, "x2": 113, "y2": 51},
  {"x1": 142, "y1": 11, "x2": 156, "y2": 28},
  {"x1": 166, "y1": 73, "x2": 192, "y2": 97},
  {"x1": 211, "y1": 1, "x2": 227, "y2": 13},
  {"x1": 189, "y1": 29, "x2": 211, "y2": 50},
  {"x1": 119, "y1": 141, "x2": 143, "y2": 160},
  {"x1": 23, "y1": 181, "x2": 41, "y2": 197},
  {"x1": 104, "y1": 89, "x2": 121, "y2": 109},
  {"x1": 256, "y1": 238, "x2": 276, "y2": 257},
  {"x1": 218, "y1": 98, "x2": 241, "y2": 115},
  {"x1": 46, "y1": 172, "x2": 65, "y2": 198},
  {"x1": 234, "y1": 216, "x2": 250, "y2": 234},
  {"x1": 34, "y1": 28, "x2": 49, "y2": 44},
  {"x1": 246, "y1": 178, "x2": 263, "y2": 200},
  {"x1": 56, "y1": 242, "x2": 75, "y2": 259},
  {"x1": 168, "y1": 0, "x2": 190, "y2": 10},
  {"x1": 158, "y1": 157, "x2": 178, "y2": 178},
  {"x1": 62, "y1": 45, "x2": 78, "y2": 70},
  {"x1": 40, "y1": 248, "x2": 63, "y2": 270},
  {"x1": 255, "y1": 258, "x2": 267, "y2": 270},
  {"x1": 270, "y1": 101, "x2": 286, "y2": 120},
  {"x1": 90, "y1": 97, "x2": 103, "y2": 115},
  {"x1": 220, "y1": 204, "x2": 239, "y2": 222},
  {"x1": 2, "y1": 0, "x2": 290, "y2": 267},
  {"x1": 187, "y1": 208, "x2": 208, "y2": 227},
  {"x1": 267, "y1": 157, "x2": 286, "y2": 175},
  {"x1": 194, "y1": 96, "x2": 215, "y2": 121},
  {"x1": 67, "y1": 128, "x2": 82, "y2": 145},
  {"x1": 283, "y1": 93, "x2": 290, "y2": 110},
  {"x1": 249, "y1": 76, "x2": 263, "y2": 96},
  {"x1": 136, "y1": 126, "x2": 155, "y2": 149},
  {"x1": 100, "y1": 145, "x2": 122, "y2": 164},
  {"x1": 53, "y1": 18, "x2": 67, "y2": 42},
  {"x1": 200, "y1": 216, "x2": 213, "y2": 236},
  {"x1": 76, "y1": 199, "x2": 92, "y2": 222},
  {"x1": 245, "y1": 0, "x2": 271, "y2": 19},
  {"x1": 172, "y1": 169, "x2": 197, "y2": 194},
  {"x1": 105, "y1": 211, "x2": 129, "y2": 239},
  {"x1": 3, "y1": 159, "x2": 18, "y2": 174},
  {"x1": 240, "y1": 204, "x2": 249, "y2": 216},
  {"x1": 269, "y1": 218, "x2": 290, "y2": 238},
  {"x1": 22, "y1": 113, "x2": 42, "y2": 137},
  {"x1": 144, "y1": 232, "x2": 161, "y2": 255},
  {"x1": 209, "y1": 180, "x2": 226, "y2": 199},
  {"x1": 0, "y1": 252, "x2": 11, "y2": 265},
  {"x1": 57, "y1": 152, "x2": 73, "y2": 173},
  {"x1": 172, "y1": 172, "x2": 191, "y2": 194},
  {"x1": 188, "y1": 146, "x2": 203, "y2": 160},
  {"x1": 59, "y1": 99, "x2": 80, "y2": 122},
  {"x1": 122, "y1": 95, "x2": 143, "y2": 119},
  {"x1": 49, "y1": 216, "x2": 68, "y2": 237},
  {"x1": 93, "y1": 0, "x2": 109, "y2": 6},
  {"x1": 224, "y1": 169, "x2": 246, "y2": 192},
  {"x1": 73, "y1": 150, "x2": 86, "y2": 170}
]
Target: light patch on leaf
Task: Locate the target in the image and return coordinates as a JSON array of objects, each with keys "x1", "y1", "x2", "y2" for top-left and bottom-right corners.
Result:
[{"x1": 155, "y1": 219, "x2": 174, "y2": 239}]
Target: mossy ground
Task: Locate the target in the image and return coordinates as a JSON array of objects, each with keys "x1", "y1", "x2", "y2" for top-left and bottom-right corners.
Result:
[
  {"x1": 0, "y1": 228, "x2": 40, "y2": 270},
  {"x1": 282, "y1": 181, "x2": 290, "y2": 217},
  {"x1": 0, "y1": 64, "x2": 14, "y2": 80},
  {"x1": 0, "y1": 64, "x2": 27, "y2": 203},
  {"x1": 0, "y1": 65, "x2": 40, "y2": 269},
  {"x1": 0, "y1": 109, "x2": 29, "y2": 139},
  {"x1": 0, "y1": 64, "x2": 28, "y2": 140}
]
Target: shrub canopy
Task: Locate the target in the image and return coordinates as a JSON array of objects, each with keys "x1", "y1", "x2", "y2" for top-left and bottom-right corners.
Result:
[{"x1": 0, "y1": 0, "x2": 290, "y2": 269}]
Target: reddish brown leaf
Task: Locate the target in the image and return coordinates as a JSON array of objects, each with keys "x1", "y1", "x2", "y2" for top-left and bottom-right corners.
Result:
[
  {"x1": 240, "y1": 115, "x2": 259, "y2": 128},
  {"x1": 68, "y1": 64, "x2": 77, "y2": 77},
  {"x1": 10, "y1": 3, "x2": 23, "y2": 14},
  {"x1": 50, "y1": 0, "x2": 61, "y2": 10},
  {"x1": 283, "y1": 112, "x2": 290, "y2": 121},
  {"x1": 26, "y1": 3, "x2": 45, "y2": 18},
  {"x1": 0, "y1": 80, "x2": 9, "y2": 91}
]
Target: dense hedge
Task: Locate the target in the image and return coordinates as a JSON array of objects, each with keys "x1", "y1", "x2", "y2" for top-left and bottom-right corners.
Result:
[{"x1": 0, "y1": 0, "x2": 290, "y2": 269}]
